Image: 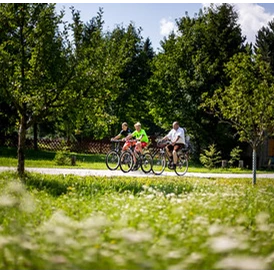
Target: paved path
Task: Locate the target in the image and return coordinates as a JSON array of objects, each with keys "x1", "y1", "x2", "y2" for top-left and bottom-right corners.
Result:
[{"x1": 1, "y1": 166, "x2": 274, "y2": 179}]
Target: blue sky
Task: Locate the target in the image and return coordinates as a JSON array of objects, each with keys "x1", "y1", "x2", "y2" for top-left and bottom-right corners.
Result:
[{"x1": 55, "y1": 3, "x2": 274, "y2": 51}]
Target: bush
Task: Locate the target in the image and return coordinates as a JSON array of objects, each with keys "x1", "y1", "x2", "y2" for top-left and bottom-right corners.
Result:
[
  {"x1": 54, "y1": 150, "x2": 71, "y2": 166},
  {"x1": 228, "y1": 146, "x2": 242, "y2": 167},
  {"x1": 200, "y1": 144, "x2": 222, "y2": 169}
]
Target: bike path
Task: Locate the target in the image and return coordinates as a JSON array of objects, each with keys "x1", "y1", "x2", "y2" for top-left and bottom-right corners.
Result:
[{"x1": 1, "y1": 166, "x2": 274, "y2": 179}]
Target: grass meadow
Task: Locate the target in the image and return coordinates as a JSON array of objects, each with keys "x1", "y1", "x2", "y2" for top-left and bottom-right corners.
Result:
[
  {"x1": 0, "y1": 171, "x2": 274, "y2": 269},
  {"x1": 0, "y1": 146, "x2": 269, "y2": 174}
]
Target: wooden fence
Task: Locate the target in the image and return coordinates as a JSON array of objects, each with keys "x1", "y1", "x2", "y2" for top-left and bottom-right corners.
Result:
[
  {"x1": 32, "y1": 139, "x2": 112, "y2": 154},
  {"x1": 3, "y1": 137, "x2": 158, "y2": 155}
]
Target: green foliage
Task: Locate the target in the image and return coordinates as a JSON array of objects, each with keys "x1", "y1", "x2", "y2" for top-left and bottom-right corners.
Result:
[
  {"x1": 255, "y1": 19, "x2": 274, "y2": 73},
  {"x1": 53, "y1": 141, "x2": 76, "y2": 166},
  {"x1": 148, "y1": 4, "x2": 245, "y2": 152},
  {"x1": 0, "y1": 172, "x2": 274, "y2": 269},
  {"x1": 229, "y1": 146, "x2": 242, "y2": 167},
  {"x1": 54, "y1": 150, "x2": 71, "y2": 166},
  {"x1": 0, "y1": 3, "x2": 77, "y2": 175},
  {"x1": 200, "y1": 144, "x2": 222, "y2": 169},
  {"x1": 202, "y1": 51, "x2": 274, "y2": 183}
]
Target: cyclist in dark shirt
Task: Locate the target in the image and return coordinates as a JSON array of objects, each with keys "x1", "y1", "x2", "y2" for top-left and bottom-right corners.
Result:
[{"x1": 111, "y1": 122, "x2": 132, "y2": 151}]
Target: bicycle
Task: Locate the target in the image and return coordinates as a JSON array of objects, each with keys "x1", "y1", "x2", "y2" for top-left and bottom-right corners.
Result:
[
  {"x1": 152, "y1": 140, "x2": 189, "y2": 176},
  {"x1": 105, "y1": 140, "x2": 124, "y2": 171},
  {"x1": 119, "y1": 140, "x2": 153, "y2": 173}
]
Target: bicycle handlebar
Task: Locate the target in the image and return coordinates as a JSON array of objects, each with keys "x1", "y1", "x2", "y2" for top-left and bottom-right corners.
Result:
[
  {"x1": 110, "y1": 139, "x2": 125, "y2": 143},
  {"x1": 124, "y1": 139, "x2": 138, "y2": 143}
]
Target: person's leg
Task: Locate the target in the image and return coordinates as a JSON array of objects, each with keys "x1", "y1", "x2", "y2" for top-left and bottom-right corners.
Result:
[
  {"x1": 136, "y1": 141, "x2": 142, "y2": 154},
  {"x1": 173, "y1": 144, "x2": 184, "y2": 165},
  {"x1": 166, "y1": 145, "x2": 173, "y2": 159},
  {"x1": 172, "y1": 149, "x2": 178, "y2": 165},
  {"x1": 122, "y1": 142, "x2": 129, "y2": 151}
]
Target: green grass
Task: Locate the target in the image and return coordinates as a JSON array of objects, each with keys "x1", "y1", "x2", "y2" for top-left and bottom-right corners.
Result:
[
  {"x1": 0, "y1": 146, "x2": 269, "y2": 174},
  {"x1": 0, "y1": 172, "x2": 274, "y2": 269}
]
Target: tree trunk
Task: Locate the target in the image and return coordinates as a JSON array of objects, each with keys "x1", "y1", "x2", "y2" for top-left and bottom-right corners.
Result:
[
  {"x1": 33, "y1": 122, "x2": 38, "y2": 150},
  {"x1": 17, "y1": 115, "x2": 27, "y2": 177},
  {"x1": 252, "y1": 148, "x2": 257, "y2": 185}
]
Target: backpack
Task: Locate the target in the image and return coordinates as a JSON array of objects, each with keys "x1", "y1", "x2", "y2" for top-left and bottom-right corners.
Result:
[{"x1": 183, "y1": 127, "x2": 193, "y2": 153}]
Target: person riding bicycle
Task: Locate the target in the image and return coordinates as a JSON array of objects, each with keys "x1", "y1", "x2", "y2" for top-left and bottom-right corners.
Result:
[
  {"x1": 124, "y1": 122, "x2": 149, "y2": 168},
  {"x1": 111, "y1": 122, "x2": 132, "y2": 151},
  {"x1": 162, "y1": 121, "x2": 185, "y2": 168}
]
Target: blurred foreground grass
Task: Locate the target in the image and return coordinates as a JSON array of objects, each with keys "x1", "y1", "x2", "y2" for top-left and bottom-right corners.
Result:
[{"x1": 0, "y1": 172, "x2": 274, "y2": 269}]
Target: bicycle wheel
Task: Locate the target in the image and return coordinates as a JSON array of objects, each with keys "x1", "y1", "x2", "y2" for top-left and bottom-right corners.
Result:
[
  {"x1": 140, "y1": 152, "x2": 153, "y2": 174},
  {"x1": 175, "y1": 154, "x2": 188, "y2": 176},
  {"x1": 105, "y1": 150, "x2": 120, "y2": 171},
  {"x1": 119, "y1": 151, "x2": 134, "y2": 173},
  {"x1": 152, "y1": 151, "x2": 166, "y2": 175}
]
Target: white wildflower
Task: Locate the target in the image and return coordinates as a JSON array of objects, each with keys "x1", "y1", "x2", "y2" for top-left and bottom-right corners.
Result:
[
  {"x1": 209, "y1": 236, "x2": 239, "y2": 253},
  {"x1": 215, "y1": 256, "x2": 268, "y2": 270}
]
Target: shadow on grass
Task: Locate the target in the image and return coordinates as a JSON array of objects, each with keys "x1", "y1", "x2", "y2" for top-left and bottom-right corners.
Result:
[
  {"x1": 0, "y1": 171, "x2": 196, "y2": 197},
  {"x1": 0, "y1": 146, "x2": 106, "y2": 163}
]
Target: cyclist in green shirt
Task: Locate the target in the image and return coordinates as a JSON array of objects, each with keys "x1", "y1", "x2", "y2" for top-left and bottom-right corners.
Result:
[{"x1": 124, "y1": 122, "x2": 149, "y2": 155}]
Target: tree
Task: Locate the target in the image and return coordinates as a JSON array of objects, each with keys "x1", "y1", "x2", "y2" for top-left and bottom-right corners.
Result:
[
  {"x1": 0, "y1": 4, "x2": 76, "y2": 176},
  {"x1": 148, "y1": 4, "x2": 245, "y2": 157},
  {"x1": 66, "y1": 8, "x2": 127, "y2": 139},
  {"x1": 68, "y1": 11, "x2": 155, "y2": 138},
  {"x1": 255, "y1": 19, "x2": 274, "y2": 72},
  {"x1": 202, "y1": 52, "x2": 274, "y2": 184}
]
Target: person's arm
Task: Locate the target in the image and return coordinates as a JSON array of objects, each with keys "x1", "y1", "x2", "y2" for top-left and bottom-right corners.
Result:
[
  {"x1": 162, "y1": 130, "x2": 171, "y2": 141},
  {"x1": 125, "y1": 133, "x2": 133, "y2": 141},
  {"x1": 111, "y1": 134, "x2": 121, "y2": 141},
  {"x1": 172, "y1": 135, "x2": 180, "y2": 146},
  {"x1": 172, "y1": 129, "x2": 184, "y2": 145},
  {"x1": 137, "y1": 134, "x2": 144, "y2": 141}
]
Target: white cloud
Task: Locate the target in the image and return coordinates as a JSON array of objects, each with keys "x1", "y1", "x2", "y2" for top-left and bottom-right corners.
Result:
[
  {"x1": 203, "y1": 3, "x2": 274, "y2": 44},
  {"x1": 160, "y1": 18, "x2": 176, "y2": 36}
]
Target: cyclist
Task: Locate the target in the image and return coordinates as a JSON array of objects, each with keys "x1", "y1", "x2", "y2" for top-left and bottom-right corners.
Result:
[
  {"x1": 124, "y1": 122, "x2": 149, "y2": 168},
  {"x1": 111, "y1": 122, "x2": 132, "y2": 151},
  {"x1": 162, "y1": 121, "x2": 185, "y2": 168}
]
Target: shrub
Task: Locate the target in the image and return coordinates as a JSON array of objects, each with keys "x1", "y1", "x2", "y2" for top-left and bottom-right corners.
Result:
[
  {"x1": 200, "y1": 144, "x2": 222, "y2": 169},
  {"x1": 54, "y1": 151, "x2": 71, "y2": 166},
  {"x1": 228, "y1": 146, "x2": 242, "y2": 167}
]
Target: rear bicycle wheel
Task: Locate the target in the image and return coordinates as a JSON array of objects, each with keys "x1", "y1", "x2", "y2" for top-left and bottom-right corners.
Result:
[
  {"x1": 105, "y1": 150, "x2": 120, "y2": 170},
  {"x1": 119, "y1": 151, "x2": 134, "y2": 173},
  {"x1": 175, "y1": 154, "x2": 188, "y2": 176},
  {"x1": 140, "y1": 152, "x2": 153, "y2": 173},
  {"x1": 152, "y1": 151, "x2": 166, "y2": 175}
]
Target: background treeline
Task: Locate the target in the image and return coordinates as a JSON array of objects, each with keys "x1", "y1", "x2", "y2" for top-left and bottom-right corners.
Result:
[{"x1": 1, "y1": 3, "x2": 274, "y2": 167}]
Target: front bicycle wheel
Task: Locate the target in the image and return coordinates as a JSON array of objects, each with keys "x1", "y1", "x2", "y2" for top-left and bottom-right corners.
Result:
[
  {"x1": 152, "y1": 151, "x2": 166, "y2": 175},
  {"x1": 119, "y1": 151, "x2": 134, "y2": 173},
  {"x1": 140, "y1": 152, "x2": 153, "y2": 174},
  {"x1": 105, "y1": 150, "x2": 120, "y2": 170},
  {"x1": 175, "y1": 154, "x2": 188, "y2": 176}
]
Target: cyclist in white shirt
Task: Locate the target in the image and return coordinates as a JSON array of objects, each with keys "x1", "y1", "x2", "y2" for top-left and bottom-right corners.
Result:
[{"x1": 162, "y1": 121, "x2": 185, "y2": 168}]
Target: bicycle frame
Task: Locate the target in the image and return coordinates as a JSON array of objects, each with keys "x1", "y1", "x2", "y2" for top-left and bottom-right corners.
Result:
[
  {"x1": 110, "y1": 139, "x2": 125, "y2": 153},
  {"x1": 119, "y1": 140, "x2": 153, "y2": 173},
  {"x1": 152, "y1": 140, "x2": 189, "y2": 176}
]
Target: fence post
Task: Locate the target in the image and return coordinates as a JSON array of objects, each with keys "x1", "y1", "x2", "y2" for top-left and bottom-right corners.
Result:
[
  {"x1": 238, "y1": 160, "x2": 244, "y2": 169},
  {"x1": 221, "y1": 160, "x2": 228, "y2": 168}
]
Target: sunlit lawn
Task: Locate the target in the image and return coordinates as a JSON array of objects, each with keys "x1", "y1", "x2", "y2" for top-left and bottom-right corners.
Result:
[
  {"x1": 0, "y1": 172, "x2": 274, "y2": 269},
  {"x1": 0, "y1": 146, "x2": 273, "y2": 174}
]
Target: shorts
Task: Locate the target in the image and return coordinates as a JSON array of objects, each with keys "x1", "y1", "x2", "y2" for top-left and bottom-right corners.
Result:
[
  {"x1": 140, "y1": 142, "x2": 148, "y2": 148},
  {"x1": 167, "y1": 143, "x2": 185, "y2": 152},
  {"x1": 123, "y1": 140, "x2": 137, "y2": 150}
]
